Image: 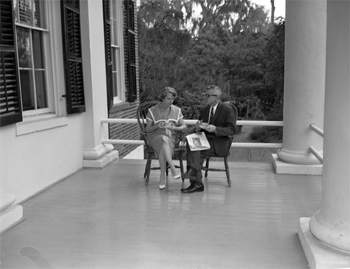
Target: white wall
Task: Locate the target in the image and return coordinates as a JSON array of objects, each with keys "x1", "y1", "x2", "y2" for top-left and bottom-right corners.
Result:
[
  {"x1": 0, "y1": 115, "x2": 85, "y2": 203},
  {"x1": 0, "y1": 0, "x2": 107, "y2": 204}
]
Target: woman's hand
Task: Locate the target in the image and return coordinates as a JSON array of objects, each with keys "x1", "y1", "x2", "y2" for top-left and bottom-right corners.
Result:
[
  {"x1": 158, "y1": 122, "x2": 165, "y2": 129},
  {"x1": 195, "y1": 120, "x2": 202, "y2": 132},
  {"x1": 164, "y1": 122, "x2": 176, "y2": 130}
]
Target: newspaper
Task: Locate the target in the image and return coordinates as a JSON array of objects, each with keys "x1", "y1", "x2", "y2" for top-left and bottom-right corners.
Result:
[{"x1": 186, "y1": 132, "x2": 211, "y2": 151}]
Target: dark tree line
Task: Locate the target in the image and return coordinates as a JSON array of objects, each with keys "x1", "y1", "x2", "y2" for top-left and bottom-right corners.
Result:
[{"x1": 138, "y1": 0, "x2": 284, "y2": 141}]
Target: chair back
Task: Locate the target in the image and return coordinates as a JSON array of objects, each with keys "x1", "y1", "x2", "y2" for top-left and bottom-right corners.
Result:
[
  {"x1": 225, "y1": 102, "x2": 238, "y2": 156},
  {"x1": 230, "y1": 103, "x2": 238, "y2": 134},
  {"x1": 136, "y1": 101, "x2": 160, "y2": 149}
]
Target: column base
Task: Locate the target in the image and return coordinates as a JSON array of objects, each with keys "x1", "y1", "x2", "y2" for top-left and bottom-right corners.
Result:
[
  {"x1": 272, "y1": 154, "x2": 322, "y2": 175},
  {"x1": 0, "y1": 205, "x2": 24, "y2": 234},
  {"x1": 123, "y1": 145, "x2": 144, "y2": 159},
  {"x1": 83, "y1": 150, "x2": 119, "y2": 168},
  {"x1": 298, "y1": 217, "x2": 350, "y2": 269}
]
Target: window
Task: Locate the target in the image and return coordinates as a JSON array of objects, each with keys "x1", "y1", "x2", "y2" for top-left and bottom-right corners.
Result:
[
  {"x1": 124, "y1": 0, "x2": 137, "y2": 102},
  {"x1": 104, "y1": 0, "x2": 136, "y2": 108},
  {"x1": 104, "y1": 0, "x2": 125, "y2": 106},
  {"x1": 110, "y1": 0, "x2": 125, "y2": 103},
  {"x1": 1, "y1": 0, "x2": 84, "y2": 127},
  {"x1": 13, "y1": 0, "x2": 52, "y2": 116},
  {"x1": 0, "y1": 0, "x2": 22, "y2": 127}
]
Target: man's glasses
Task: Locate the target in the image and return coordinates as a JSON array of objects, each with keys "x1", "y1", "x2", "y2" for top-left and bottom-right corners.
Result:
[
  {"x1": 206, "y1": 85, "x2": 219, "y2": 90},
  {"x1": 203, "y1": 94, "x2": 218, "y2": 98}
]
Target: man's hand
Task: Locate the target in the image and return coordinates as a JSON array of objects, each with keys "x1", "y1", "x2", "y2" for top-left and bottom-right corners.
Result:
[{"x1": 201, "y1": 124, "x2": 216, "y2": 133}]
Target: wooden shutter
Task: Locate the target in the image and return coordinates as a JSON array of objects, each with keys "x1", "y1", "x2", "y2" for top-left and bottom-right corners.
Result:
[
  {"x1": 61, "y1": 0, "x2": 85, "y2": 114},
  {"x1": 103, "y1": 0, "x2": 113, "y2": 110},
  {"x1": 0, "y1": 0, "x2": 22, "y2": 127},
  {"x1": 124, "y1": 0, "x2": 137, "y2": 102}
]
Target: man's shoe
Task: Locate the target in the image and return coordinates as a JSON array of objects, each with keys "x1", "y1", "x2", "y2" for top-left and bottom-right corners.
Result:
[
  {"x1": 182, "y1": 167, "x2": 197, "y2": 180},
  {"x1": 181, "y1": 181, "x2": 195, "y2": 192},
  {"x1": 182, "y1": 184, "x2": 204, "y2": 193}
]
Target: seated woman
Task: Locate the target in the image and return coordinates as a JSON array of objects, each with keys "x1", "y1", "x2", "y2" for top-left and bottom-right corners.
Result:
[{"x1": 146, "y1": 87, "x2": 187, "y2": 190}]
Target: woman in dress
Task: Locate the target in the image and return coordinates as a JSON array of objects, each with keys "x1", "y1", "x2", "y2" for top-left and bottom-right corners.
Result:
[{"x1": 146, "y1": 87, "x2": 187, "y2": 189}]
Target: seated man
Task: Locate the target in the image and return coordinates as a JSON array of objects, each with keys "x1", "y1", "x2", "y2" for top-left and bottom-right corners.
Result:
[{"x1": 182, "y1": 85, "x2": 236, "y2": 193}]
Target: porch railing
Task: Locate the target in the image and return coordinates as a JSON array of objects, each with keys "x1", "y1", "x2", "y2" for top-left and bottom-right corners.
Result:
[
  {"x1": 309, "y1": 123, "x2": 324, "y2": 162},
  {"x1": 101, "y1": 119, "x2": 283, "y2": 149}
]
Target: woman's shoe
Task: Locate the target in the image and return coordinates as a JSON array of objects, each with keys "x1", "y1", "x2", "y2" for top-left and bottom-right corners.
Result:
[
  {"x1": 171, "y1": 168, "x2": 181, "y2": 180},
  {"x1": 159, "y1": 178, "x2": 166, "y2": 189},
  {"x1": 173, "y1": 174, "x2": 181, "y2": 180}
]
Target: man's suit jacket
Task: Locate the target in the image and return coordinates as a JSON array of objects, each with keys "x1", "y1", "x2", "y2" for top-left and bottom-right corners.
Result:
[{"x1": 198, "y1": 101, "x2": 236, "y2": 156}]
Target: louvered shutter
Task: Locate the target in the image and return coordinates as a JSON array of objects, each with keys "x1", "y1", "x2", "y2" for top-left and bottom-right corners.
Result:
[
  {"x1": 103, "y1": 0, "x2": 113, "y2": 110},
  {"x1": 61, "y1": 0, "x2": 85, "y2": 114},
  {"x1": 0, "y1": 0, "x2": 23, "y2": 127},
  {"x1": 124, "y1": 0, "x2": 137, "y2": 102}
]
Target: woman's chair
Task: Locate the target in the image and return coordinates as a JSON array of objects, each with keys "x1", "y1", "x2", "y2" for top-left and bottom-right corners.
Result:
[
  {"x1": 201, "y1": 103, "x2": 238, "y2": 187},
  {"x1": 136, "y1": 101, "x2": 185, "y2": 184}
]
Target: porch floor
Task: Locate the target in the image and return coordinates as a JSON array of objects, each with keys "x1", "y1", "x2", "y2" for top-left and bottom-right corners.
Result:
[{"x1": 0, "y1": 159, "x2": 322, "y2": 269}]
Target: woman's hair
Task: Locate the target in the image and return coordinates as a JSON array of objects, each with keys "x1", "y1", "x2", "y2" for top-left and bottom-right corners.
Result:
[{"x1": 160, "y1": 87, "x2": 177, "y2": 100}]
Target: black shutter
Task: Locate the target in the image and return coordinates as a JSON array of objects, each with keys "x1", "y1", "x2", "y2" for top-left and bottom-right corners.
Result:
[
  {"x1": 124, "y1": 0, "x2": 137, "y2": 102},
  {"x1": 102, "y1": 0, "x2": 113, "y2": 110},
  {"x1": 61, "y1": 0, "x2": 85, "y2": 114},
  {"x1": 0, "y1": 0, "x2": 22, "y2": 127}
]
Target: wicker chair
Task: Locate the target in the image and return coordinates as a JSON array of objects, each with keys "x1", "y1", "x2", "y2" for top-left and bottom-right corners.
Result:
[
  {"x1": 136, "y1": 101, "x2": 185, "y2": 184},
  {"x1": 201, "y1": 103, "x2": 238, "y2": 187}
]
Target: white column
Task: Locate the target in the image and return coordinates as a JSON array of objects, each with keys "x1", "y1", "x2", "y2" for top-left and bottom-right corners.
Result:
[
  {"x1": 276, "y1": 0, "x2": 326, "y2": 167},
  {"x1": 80, "y1": 0, "x2": 118, "y2": 167},
  {"x1": 309, "y1": 0, "x2": 350, "y2": 252}
]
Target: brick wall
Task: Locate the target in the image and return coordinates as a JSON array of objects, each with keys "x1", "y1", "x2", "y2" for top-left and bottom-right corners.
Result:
[{"x1": 109, "y1": 102, "x2": 140, "y2": 158}]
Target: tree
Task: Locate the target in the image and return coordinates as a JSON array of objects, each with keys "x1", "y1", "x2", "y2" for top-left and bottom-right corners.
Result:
[
  {"x1": 270, "y1": 0, "x2": 275, "y2": 27},
  {"x1": 138, "y1": 0, "x2": 191, "y2": 101},
  {"x1": 137, "y1": 0, "x2": 283, "y2": 126},
  {"x1": 262, "y1": 19, "x2": 285, "y2": 120}
]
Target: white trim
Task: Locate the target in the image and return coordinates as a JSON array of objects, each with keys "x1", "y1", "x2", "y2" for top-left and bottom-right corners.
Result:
[{"x1": 16, "y1": 115, "x2": 68, "y2": 136}]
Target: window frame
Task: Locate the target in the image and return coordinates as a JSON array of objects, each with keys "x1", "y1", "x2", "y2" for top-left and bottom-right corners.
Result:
[
  {"x1": 14, "y1": 0, "x2": 55, "y2": 117},
  {"x1": 110, "y1": 0, "x2": 126, "y2": 104}
]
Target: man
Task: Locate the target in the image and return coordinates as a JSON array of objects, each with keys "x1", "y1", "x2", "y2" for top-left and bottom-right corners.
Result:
[{"x1": 181, "y1": 85, "x2": 236, "y2": 193}]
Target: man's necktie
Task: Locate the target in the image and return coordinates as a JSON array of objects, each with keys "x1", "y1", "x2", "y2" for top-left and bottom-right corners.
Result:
[{"x1": 209, "y1": 107, "x2": 214, "y2": 124}]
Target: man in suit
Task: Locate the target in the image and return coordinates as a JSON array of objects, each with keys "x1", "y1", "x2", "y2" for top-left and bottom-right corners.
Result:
[{"x1": 181, "y1": 85, "x2": 236, "y2": 193}]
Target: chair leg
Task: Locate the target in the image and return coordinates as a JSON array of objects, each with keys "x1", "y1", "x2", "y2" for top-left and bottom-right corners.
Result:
[
  {"x1": 144, "y1": 157, "x2": 152, "y2": 184},
  {"x1": 179, "y1": 155, "x2": 184, "y2": 182},
  {"x1": 205, "y1": 158, "x2": 209, "y2": 177},
  {"x1": 224, "y1": 157, "x2": 231, "y2": 187},
  {"x1": 165, "y1": 162, "x2": 169, "y2": 176}
]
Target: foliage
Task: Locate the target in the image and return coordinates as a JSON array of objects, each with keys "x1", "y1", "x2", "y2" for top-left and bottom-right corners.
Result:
[
  {"x1": 249, "y1": 126, "x2": 283, "y2": 143},
  {"x1": 138, "y1": 2, "x2": 191, "y2": 101},
  {"x1": 137, "y1": 0, "x2": 285, "y2": 144},
  {"x1": 261, "y1": 18, "x2": 285, "y2": 120},
  {"x1": 248, "y1": 18, "x2": 285, "y2": 142}
]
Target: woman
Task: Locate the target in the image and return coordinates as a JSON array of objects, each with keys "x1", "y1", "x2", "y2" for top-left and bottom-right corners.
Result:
[{"x1": 146, "y1": 87, "x2": 187, "y2": 189}]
